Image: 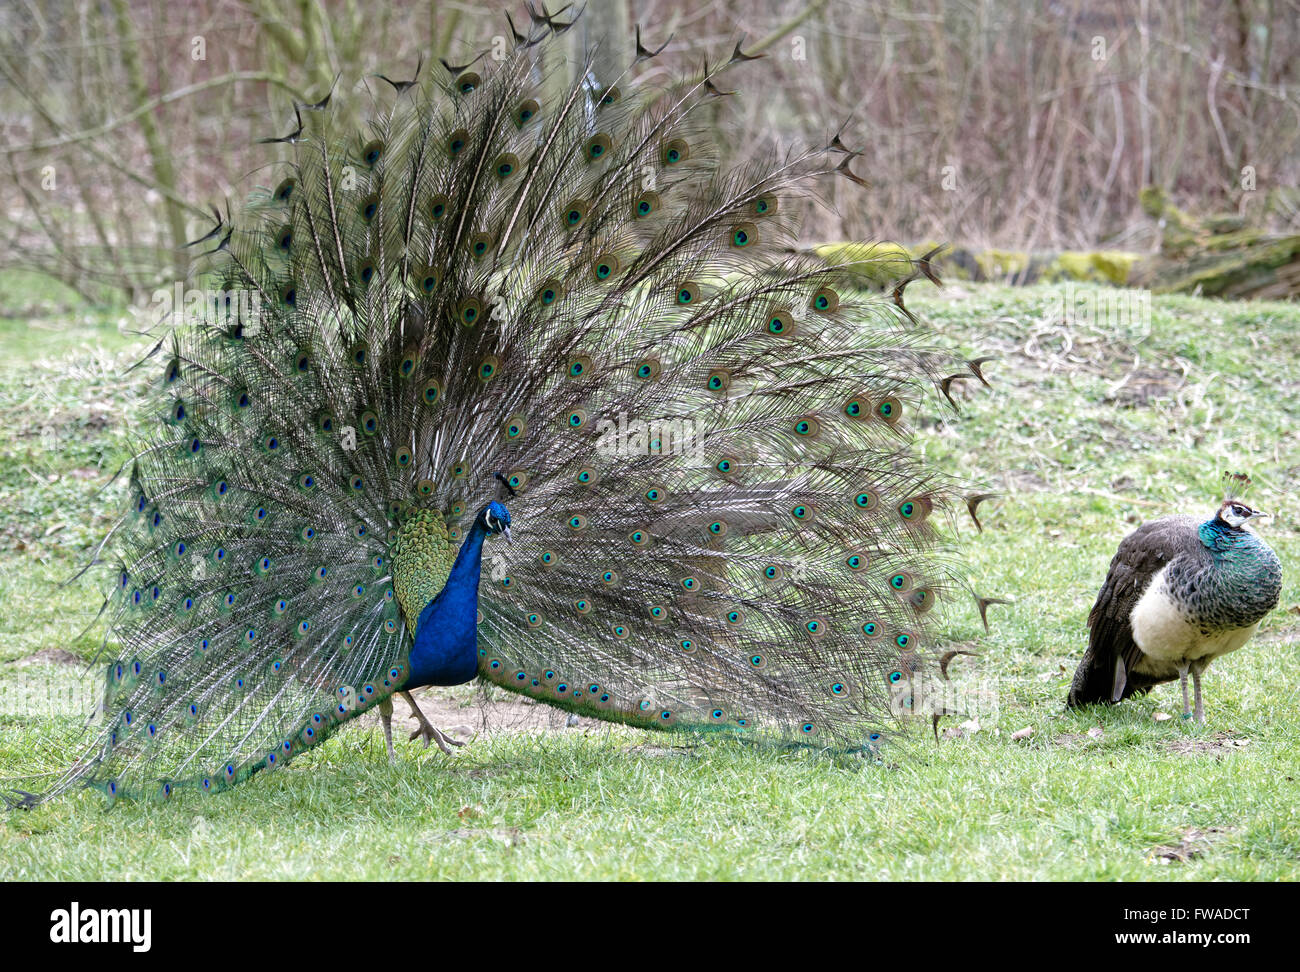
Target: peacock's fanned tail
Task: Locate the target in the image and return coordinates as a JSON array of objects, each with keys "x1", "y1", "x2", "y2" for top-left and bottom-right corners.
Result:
[{"x1": 33, "y1": 16, "x2": 989, "y2": 805}]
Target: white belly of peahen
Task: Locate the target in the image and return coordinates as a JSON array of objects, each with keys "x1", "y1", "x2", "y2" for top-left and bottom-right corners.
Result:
[{"x1": 1129, "y1": 566, "x2": 1259, "y2": 676}]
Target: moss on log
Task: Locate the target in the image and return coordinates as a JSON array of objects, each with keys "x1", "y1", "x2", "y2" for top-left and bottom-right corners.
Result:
[
  {"x1": 1131, "y1": 187, "x2": 1300, "y2": 299},
  {"x1": 812, "y1": 242, "x2": 1138, "y2": 288}
]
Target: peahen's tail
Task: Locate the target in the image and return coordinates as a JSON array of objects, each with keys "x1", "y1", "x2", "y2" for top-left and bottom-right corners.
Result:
[{"x1": 18, "y1": 9, "x2": 998, "y2": 806}]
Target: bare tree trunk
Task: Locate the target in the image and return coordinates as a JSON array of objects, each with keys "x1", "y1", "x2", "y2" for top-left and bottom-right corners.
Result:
[{"x1": 111, "y1": 0, "x2": 188, "y2": 279}]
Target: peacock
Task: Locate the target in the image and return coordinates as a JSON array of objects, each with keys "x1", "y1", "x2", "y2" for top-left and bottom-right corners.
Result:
[
  {"x1": 12, "y1": 9, "x2": 998, "y2": 807},
  {"x1": 1068, "y1": 493, "x2": 1282, "y2": 724}
]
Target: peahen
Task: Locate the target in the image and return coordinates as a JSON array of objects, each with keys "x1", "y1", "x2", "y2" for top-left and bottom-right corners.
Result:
[
  {"x1": 1068, "y1": 497, "x2": 1281, "y2": 723},
  {"x1": 14, "y1": 11, "x2": 997, "y2": 806}
]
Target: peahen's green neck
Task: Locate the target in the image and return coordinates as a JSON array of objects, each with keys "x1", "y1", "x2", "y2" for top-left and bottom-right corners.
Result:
[{"x1": 1180, "y1": 517, "x2": 1284, "y2": 629}]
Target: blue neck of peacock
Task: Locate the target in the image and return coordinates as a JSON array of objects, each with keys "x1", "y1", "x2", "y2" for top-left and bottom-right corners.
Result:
[{"x1": 407, "y1": 519, "x2": 489, "y2": 688}]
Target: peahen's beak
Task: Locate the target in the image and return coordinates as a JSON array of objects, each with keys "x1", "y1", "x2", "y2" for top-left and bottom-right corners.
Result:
[{"x1": 1249, "y1": 510, "x2": 1270, "y2": 520}]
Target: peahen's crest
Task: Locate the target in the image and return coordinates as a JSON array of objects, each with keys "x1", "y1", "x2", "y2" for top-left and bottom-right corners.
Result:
[{"x1": 17, "y1": 11, "x2": 997, "y2": 806}]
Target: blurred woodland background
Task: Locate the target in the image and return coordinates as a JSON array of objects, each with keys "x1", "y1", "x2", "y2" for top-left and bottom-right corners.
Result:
[{"x1": 1, "y1": 0, "x2": 1298, "y2": 301}]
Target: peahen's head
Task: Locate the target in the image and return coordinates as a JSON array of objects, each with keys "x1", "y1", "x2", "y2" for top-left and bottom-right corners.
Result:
[
  {"x1": 477, "y1": 501, "x2": 512, "y2": 541},
  {"x1": 1215, "y1": 500, "x2": 1268, "y2": 531}
]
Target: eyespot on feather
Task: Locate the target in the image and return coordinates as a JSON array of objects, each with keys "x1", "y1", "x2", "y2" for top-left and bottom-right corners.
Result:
[
  {"x1": 584, "y1": 133, "x2": 613, "y2": 161},
  {"x1": 514, "y1": 98, "x2": 540, "y2": 126},
  {"x1": 674, "y1": 281, "x2": 700, "y2": 306},
  {"x1": 765, "y1": 305, "x2": 794, "y2": 336},
  {"x1": 566, "y1": 354, "x2": 593, "y2": 379},
  {"x1": 792, "y1": 416, "x2": 820, "y2": 438},
  {"x1": 413, "y1": 265, "x2": 441, "y2": 295},
  {"x1": 730, "y1": 222, "x2": 757, "y2": 248},
  {"x1": 662, "y1": 138, "x2": 689, "y2": 165},
  {"x1": 536, "y1": 278, "x2": 563, "y2": 307},
  {"x1": 854, "y1": 490, "x2": 880, "y2": 511},
  {"x1": 476, "y1": 356, "x2": 500, "y2": 382},
  {"x1": 898, "y1": 495, "x2": 933, "y2": 523},
  {"x1": 592, "y1": 253, "x2": 621, "y2": 282},
  {"x1": 633, "y1": 192, "x2": 661, "y2": 219},
  {"x1": 811, "y1": 287, "x2": 840, "y2": 313},
  {"x1": 494, "y1": 152, "x2": 520, "y2": 179},
  {"x1": 561, "y1": 198, "x2": 590, "y2": 230},
  {"x1": 455, "y1": 297, "x2": 484, "y2": 327},
  {"x1": 877, "y1": 396, "x2": 903, "y2": 425},
  {"x1": 504, "y1": 415, "x2": 527, "y2": 440}
]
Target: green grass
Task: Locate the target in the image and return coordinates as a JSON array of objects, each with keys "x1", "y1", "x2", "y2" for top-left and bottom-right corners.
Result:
[{"x1": 1, "y1": 276, "x2": 1297, "y2": 880}]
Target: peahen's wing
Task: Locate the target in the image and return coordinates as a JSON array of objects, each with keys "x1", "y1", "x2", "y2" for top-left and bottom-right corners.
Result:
[{"x1": 1069, "y1": 515, "x2": 1200, "y2": 706}]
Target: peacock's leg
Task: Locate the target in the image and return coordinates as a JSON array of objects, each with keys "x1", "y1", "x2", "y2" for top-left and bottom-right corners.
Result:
[
  {"x1": 400, "y1": 690, "x2": 465, "y2": 756},
  {"x1": 1190, "y1": 662, "x2": 1206, "y2": 725},
  {"x1": 378, "y1": 696, "x2": 395, "y2": 763},
  {"x1": 1177, "y1": 664, "x2": 1191, "y2": 721}
]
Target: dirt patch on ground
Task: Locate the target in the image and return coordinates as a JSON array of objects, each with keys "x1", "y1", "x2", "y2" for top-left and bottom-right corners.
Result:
[
  {"x1": 352, "y1": 685, "x2": 604, "y2": 741},
  {"x1": 1253, "y1": 624, "x2": 1300, "y2": 646},
  {"x1": 1053, "y1": 728, "x2": 1105, "y2": 748},
  {"x1": 1149, "y1": 826, "x2": 1233, "y2": 863},
  {"x1": 1162, "y1": 733, "x2": 1251, "y2": 757},
  {"x1": 626, "y1": 744, "x2": 698, "y2": 757},
  {"x1": 7, "y1": 648, "x2": 82, "y2": 667},
  {"x1": 1103, "y1": 367, "x2": 1186, "y2": 408}
]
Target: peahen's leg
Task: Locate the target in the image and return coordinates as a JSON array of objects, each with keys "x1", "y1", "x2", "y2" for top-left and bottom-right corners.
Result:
[
  {"x1": 1177, "y1": 664, "x2": 1191, "y2": 721},
  {"x1": 1190, "y1": 662, "x2": 1207, "y2": 726},
  {"x1": 400, "y1": 690, "x2": 465, "y2": 756},
  {"x1": 378, "y1": 697, "x2": 395, "y2": 763}
]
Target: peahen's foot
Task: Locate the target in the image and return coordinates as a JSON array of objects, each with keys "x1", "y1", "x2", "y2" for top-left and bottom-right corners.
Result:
[{"x1": 400, "y1": 690, "x2": 469, "y2": 756}]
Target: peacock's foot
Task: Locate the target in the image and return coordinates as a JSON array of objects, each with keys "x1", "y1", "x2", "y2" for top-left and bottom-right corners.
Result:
[{"x1": 409, "y1": 723, "x2": 470, "y2": 756}]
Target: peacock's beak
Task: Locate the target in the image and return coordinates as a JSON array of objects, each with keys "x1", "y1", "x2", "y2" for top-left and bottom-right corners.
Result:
[{"x1": 503, "y1": 525, "x2": 513, "y2": 543}]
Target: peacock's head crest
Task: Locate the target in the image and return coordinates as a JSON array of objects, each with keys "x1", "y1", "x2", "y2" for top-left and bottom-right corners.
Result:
[
  {"x1": 478, "y1": 501, "x2": 512, "y2": 541},
  {"x1": 1215, "y1": 500, "x2": 1268, "y2": 531}
]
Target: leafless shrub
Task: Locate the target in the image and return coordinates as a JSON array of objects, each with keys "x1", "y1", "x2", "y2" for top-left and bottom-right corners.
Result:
[{"x1": 1, "y1": 0, "x2": 1296, "y2": 299}]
